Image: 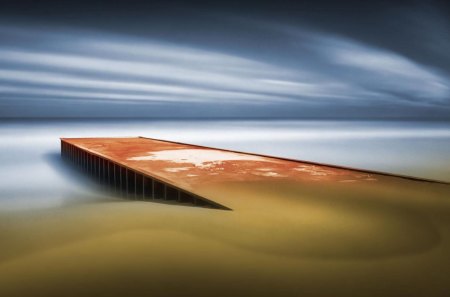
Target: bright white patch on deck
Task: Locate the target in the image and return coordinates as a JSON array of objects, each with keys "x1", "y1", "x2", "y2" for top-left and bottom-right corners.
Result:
[
  {"x1": 252, "y1": 171, "x2": 285, "y2": 177},
  {"x1": 261, "y1": 172, "x2": 282, "y2": 177},
  {"x1": 164, "y1": 167, "x2": 191, "y2": 173},
  {"x1": 256, "y1": 168, "x2": 275, "y2": 171},
  {"x1": 128, "y1": 149, "x2": 272, "y2": 169},
  {"x1": 293, "y1": 165, "x2": 334, "y2": 176}
]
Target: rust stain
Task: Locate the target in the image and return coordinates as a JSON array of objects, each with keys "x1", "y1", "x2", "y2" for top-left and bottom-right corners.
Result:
[{"x1": 61, "y1": 137, "x2": 381, "y2": 190}]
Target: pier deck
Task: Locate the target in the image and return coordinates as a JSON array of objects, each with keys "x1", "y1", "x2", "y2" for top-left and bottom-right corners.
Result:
[{"x1": 60, "y1": 137, "x2": 442, "y2": 210}]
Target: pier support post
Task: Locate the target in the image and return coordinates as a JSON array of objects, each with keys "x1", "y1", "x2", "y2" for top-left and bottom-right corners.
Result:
[
  {"x1": 119, "y1": 166, "x2": 123, "y2": 197},
  {"x1": 102, "y1": 159, "x2": 105, "y2": 185},
  {"x1": 142, "y1": 175, "x2": 145, "y2": 200},
  {"x1": 134, "y1": 172, "x2": 137, "y2": 199},
  {"x1": 113, "y1": 164, "x2": 116, "y2": 193},
  {"x1": 125, "y1": 169, "x2": 129, "y2": 198},
  {"x1": 152, "y1": 179, "x2": 155, "y2": 200}
]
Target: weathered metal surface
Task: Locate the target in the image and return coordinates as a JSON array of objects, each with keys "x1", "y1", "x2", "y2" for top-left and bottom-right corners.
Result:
[{"x1": 61, "y1": 137, "x2": 443, "y2": 210}]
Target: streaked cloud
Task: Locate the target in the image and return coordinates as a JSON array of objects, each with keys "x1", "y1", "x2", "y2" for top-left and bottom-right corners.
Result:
[
  {"x1": 0, "y1": 21, "x2": 448, "y2": 117},
  {"x1": 316, "y1": 35, "x2": 449, "y2": 102}
]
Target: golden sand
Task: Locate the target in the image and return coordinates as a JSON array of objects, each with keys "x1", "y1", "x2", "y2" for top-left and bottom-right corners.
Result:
[{"x1": 0, "y1": 178, "x2": 449, "y2": 297}]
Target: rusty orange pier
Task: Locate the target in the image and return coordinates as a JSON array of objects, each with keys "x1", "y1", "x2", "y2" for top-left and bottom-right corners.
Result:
[
  {"x1": 61, "y1": 137, "x2": 444, "y2": 210},
  {"x1": 61, "y1": 137, "x2": 234, "y2": 210}
]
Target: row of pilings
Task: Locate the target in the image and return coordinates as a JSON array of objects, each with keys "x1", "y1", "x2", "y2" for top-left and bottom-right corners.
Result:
[{"x1": 61, "y1": 141, "x2": 228, "y2": 210}]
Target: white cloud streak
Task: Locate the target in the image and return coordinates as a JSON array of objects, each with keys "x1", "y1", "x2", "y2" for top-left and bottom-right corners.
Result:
[{"x1": 0, "y1": 23, "x2": 448, "y2": 115}]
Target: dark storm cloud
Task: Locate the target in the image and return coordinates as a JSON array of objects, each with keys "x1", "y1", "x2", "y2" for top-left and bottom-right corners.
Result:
[{"x1": 0, "y1": 0, "x2": 448, "y2": 118}]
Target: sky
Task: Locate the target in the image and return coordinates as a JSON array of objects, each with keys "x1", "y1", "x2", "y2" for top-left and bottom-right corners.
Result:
[{"x1": 0, "y1": 0, "x2": 449, "y2": 119}]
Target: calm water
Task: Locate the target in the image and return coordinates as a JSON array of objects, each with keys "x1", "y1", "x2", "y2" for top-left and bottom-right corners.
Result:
[{"x1": 0, "y1": 119, "x2": 449, "y2": 210}]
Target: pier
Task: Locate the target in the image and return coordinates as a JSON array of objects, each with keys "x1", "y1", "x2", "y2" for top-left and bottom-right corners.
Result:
[
  {"x1": 61, "y1": 137, "x2": 446, "y2": 211},
  {"x1": 61, "y1": 137, "x2": 229, "y2": 209}
]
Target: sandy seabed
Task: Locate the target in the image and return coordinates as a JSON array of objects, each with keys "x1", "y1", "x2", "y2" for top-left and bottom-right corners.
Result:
[{"x1": 0, "y1": 178, "x2": 449, "y2": 297}]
